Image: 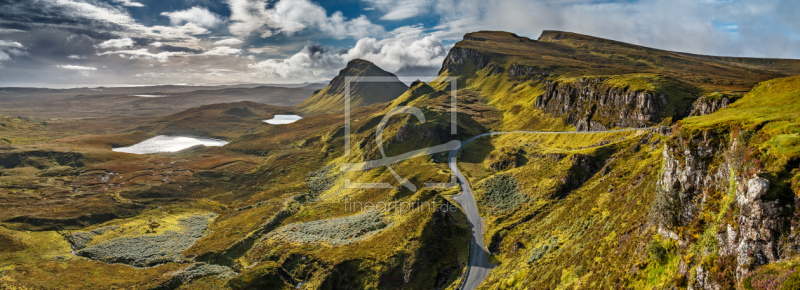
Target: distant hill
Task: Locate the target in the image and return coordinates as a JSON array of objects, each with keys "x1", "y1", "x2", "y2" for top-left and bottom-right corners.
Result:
[
  {"x1": 442, "y1": 30, "x2": 800, "y2": 93},
  {"x1": 0, "y1": 85, "x2": 315, "y2": 118},
  {"x1": 136, "y1": 101, "x2": 297, "y2": 140},
  {"x1": 296, "y1": 59, "x2": 408, "y2": 115}
]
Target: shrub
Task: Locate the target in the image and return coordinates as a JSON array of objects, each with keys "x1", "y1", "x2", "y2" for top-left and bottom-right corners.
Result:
[
  {"x1": 171, "y1": 262, "x2": 235, "y2": 282},
  {"x1": 69, "y1": 232, "x2": 94, "y2": 250},
  {"x1": 76, "y1": 214, "x2": 214, "y2": 267},
  {"x1": 744, "y1": 268, "x2": 797, "y2": 290},
  {"x1": 479, "y1": 173, "x2": 529, "y2": 213},
  {"x1": 527, "y1": 236, "x2": 558, "y2": 264},
  {"x1": 268, "y1": 211, "x2": 388, "y2": 245},
  {"x1": 649, "y1": 185, "x2": 681, "y2": 229},
  {"x1": 307, "y1": 165, "x2": 341, "y2": 197},
  {"x1": 647, "y1": 241, "x2": 669, "y2": 265}
]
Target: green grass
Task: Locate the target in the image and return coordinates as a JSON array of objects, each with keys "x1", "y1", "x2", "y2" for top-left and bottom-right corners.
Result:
[{"x1": 682, "y1": 75, "x2": 800, "y2": 131}]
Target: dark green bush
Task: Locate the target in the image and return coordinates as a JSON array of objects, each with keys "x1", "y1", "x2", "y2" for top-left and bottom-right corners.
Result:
[{"x1": 479, "y1": 173, "x2": 529, "y2": 213}]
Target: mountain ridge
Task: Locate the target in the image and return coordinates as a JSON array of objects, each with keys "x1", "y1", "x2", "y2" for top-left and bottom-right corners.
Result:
[
  {"x1": 443, "y1": 30, "x2": 800, "y2": 93},
  {"x1": 296, "y1": 58, "x2": 408, "y2": 115}
]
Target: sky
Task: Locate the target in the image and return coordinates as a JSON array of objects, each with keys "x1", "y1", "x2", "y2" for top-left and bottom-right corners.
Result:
[{"x1": 0, "y1": 0, "x2": 799, "y2": 87}]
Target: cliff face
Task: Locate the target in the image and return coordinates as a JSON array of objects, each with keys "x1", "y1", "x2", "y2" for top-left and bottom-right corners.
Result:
[
  {"x1": 534, "y1": 78, "x2": 674, "y2": 131},
  {"x1": 653, "y1": 130, "x2": 795, "y2": 287},
  {"x1": 689, "y1": 96, "x2": 732, "y2": 116},
  {"x1": 438, "y1": 32, "x2": 710, "y2": 132},
  {"x1": 438, "y1": 47, "x2": 489, "y2": 75}
]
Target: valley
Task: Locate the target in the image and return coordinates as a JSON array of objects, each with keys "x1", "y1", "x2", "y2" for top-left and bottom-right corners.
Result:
[{"x1": 1, "y1": 30, "x2": 800, "y2": 290}]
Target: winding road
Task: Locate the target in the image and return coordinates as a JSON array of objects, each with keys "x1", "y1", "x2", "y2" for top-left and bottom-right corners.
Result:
[{"x1": 448, "y1": 128, "x2": 658, "y2": 290}]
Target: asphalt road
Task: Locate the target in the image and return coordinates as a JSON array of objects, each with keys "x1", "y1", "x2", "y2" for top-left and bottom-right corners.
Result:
[{"x1": 448, "y1": 128, "x2": 657, "y2": 290}]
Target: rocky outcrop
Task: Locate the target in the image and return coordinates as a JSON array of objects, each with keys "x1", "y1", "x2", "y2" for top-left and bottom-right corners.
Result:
[
  {"x1": 653, "y1": 132, "x2": 728, "y2": 228},
  {"x1": 689, "y1": 96, "x2": 731, "y2": 116},
  {"x1": 534, "y1": 78, "x2": 675, "y2": 131},
  {"x1": 438, "y1": 47, "x2": 489, "y2": 75},
  {"x1": 717, "y1": 175, "x2": 789, "y2": 279},
  {"x1": 653, "y1": 131, "x2": 794, "y2": 286},
  {"x1": 507, "y1": 64, "x2": 550, "y2": 81},
  {"x1": 485, "y1": 63, "x2": 505, "y2": 76}
]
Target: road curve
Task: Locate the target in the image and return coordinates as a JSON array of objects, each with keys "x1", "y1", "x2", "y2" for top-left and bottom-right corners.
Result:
[{"x1": 449, "y1": 128, "x2": 657, "y2": 290}]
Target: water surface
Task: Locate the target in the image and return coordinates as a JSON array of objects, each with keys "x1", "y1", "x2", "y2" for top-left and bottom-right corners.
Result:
[
  {"x1": 113, "y1": 135, "x2": 228, "y2": 154},
  {"x1": 129, "y1": 94, "x2": 168, "y2": 98},
  {"x1": 264, "y1": 114, "x2": 302, "y2": 124}
]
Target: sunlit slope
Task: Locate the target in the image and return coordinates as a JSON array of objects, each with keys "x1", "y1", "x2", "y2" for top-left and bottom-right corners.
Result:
[
  {"x1": 449, "y1": 30, "x2": 800, "y2": 92},
  {"x1": 433, "y1": 30, "x2": 800, "y2": 133},
  {"x1": 297, "y1": 59, "x2": 408, "y2": 115}
]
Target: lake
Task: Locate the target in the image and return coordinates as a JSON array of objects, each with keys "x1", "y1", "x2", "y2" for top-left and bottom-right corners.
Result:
[
  {"x1": 129, "y1": 94, "x2": 168, "y2": 98},
  {"x1": 112, "y1": 135, "x2": 228, "y2": 154},
  {"x1": 264, "y1": 114, "x2": 302, "y2": 124}
]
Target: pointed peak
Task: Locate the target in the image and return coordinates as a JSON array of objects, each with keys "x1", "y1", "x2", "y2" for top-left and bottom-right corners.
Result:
[{"x1": 408, "y1": 80, "x2": 435, "y2": 96}]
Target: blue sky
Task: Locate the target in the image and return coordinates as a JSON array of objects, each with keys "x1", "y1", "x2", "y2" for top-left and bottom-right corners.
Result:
[{"x1": 0, "y1": 0, "x2": 799, "y2": 87}]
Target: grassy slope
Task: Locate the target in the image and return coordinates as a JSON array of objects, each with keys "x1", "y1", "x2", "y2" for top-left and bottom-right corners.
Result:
[
  {"x1": 296, "y1": 59, "x2": 408, "y2": 115},
  {"x1": 456, "y1": 130, "x2": 666, "y2": 289},
  {"x1": 439, "y1": 32, "x2": 800, "y2": 289}
]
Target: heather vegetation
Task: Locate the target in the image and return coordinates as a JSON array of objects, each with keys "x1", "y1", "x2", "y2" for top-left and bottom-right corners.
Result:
[
  {"x1": 477, "y1": 173, "x2": 529, "y2": 214},
  {"x1": 76, "y1": 214, "x2": 214, "y2": 267},
  {"x1": 305, "y1": 164, "x2": 341, "y2": 198},
  {"x1": 267, "y1": 211, "x2": 389, "y2": 245}
]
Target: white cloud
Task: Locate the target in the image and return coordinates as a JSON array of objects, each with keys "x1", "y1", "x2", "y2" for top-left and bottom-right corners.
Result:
[
  {"x1": 42, "y1": 0, "x2": 209, "y2": 47},
  {"x1": 98, "y1": 48, "x2": 189, "y2": 62},
  {"x1": 227, "y1": 0, "x2": 384, "y2": 39},
  {"x1": 150, "y1": 42, "x2": 163, "y2": 47},
  {"x1": 0, "y1": 40, "x2": 25, "y2": 65},
  {"x1": 202, "y1": 46, "x2": 241, "y2": 56},
  {"x1": 213, "y1": 38, "x2": 244, "y2": 46},
  {"x1": 227, "y1": 0, "x2": 277, "y2": 38},
  {"x1": 161, "y1": 7, "x2": 222, "y2": 28},
  {"x1": 97, "y1": 38, "x2": 135, "y2": 49},
  {"x1": 112, "y1": 0, "x2": 144, "y2": 7},
  {"x1": 364, "y1": 0, "x2": 431, "y2": 20},
  {"x1": 56, "y1": 64, "x2": 97, "y2": 76},
  {"x1": 248, "y1": 27, "x2": 449, "y2": 80},
  {"x1": 56, "y1": 65, "x2": 97, "y2": 70},
  {"x1": 248, "y1": 44, "x2": 343, "y2": 80},
  {"x1": 342, "y1": 26, "x2": 448, "y2": 72},
  {"x1": 248, "y1": 46, "x2": 281, "y2": 54},
  {"x1": 429, "y1": 0, "x2": 800, "y2": 58},
  {"x1": 67, "y1": 55, "x2": 85, "y2": 59},
  {"x1": 0, "y1": 28, "x2": 24, "y2": 34}
]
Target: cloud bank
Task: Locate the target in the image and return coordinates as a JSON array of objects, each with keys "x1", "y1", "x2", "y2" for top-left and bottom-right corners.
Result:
[{"x1": 0, "y1": 0, "x2": 799, "y2": 86}]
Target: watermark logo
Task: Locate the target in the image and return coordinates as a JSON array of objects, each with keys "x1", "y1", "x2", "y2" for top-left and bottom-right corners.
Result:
[
  {"x1": 343, "y1": 199, "x2": 460, "y2": 214},
  {"x1": 339, "y1": 76, "x2": 460, "y2": 191}
]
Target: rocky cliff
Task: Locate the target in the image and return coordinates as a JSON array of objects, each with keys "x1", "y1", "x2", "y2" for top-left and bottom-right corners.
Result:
[
  {"x1": 534, "y1": 77, "x2": 689, "y2": 131},
  {"x1": 652, "y1": 128, "x2": 796, "y2": 287},
  {"x1": 688, "y1": 95, "x2": 733, "y2": 116},
  {"x1": 438, "y1": 47, "x2": 490, "y2": 75}
]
